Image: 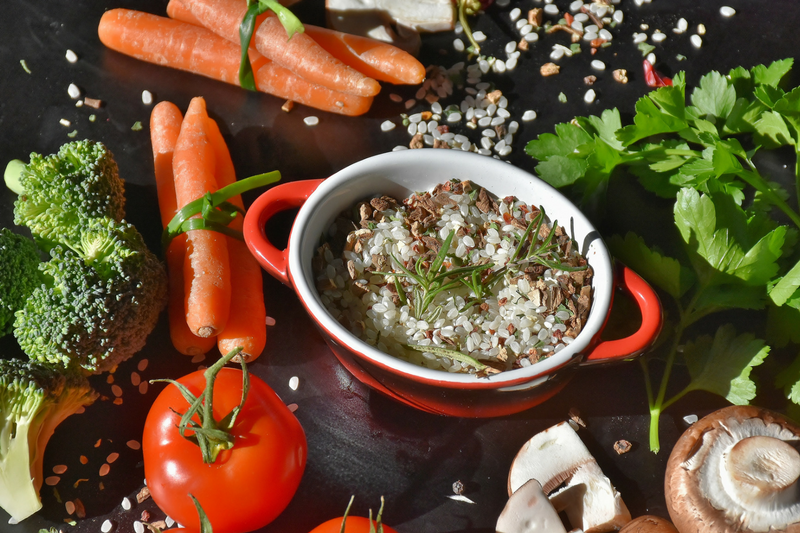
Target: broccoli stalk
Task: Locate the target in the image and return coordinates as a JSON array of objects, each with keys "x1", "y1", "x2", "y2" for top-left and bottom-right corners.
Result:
[{"x1": 0, "y1": 359, "x2": 97, "y2": 521}]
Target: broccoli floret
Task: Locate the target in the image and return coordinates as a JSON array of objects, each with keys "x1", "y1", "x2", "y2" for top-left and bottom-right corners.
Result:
[
  {"x1": 0, "y1": 229, "x2": 41, "y2": 336},
  {"x1": 9, "y1": 140, "x2": 125, "y2": 251},
  {"x1": 14, "y1": 217, "x2": 167, "y2": 374},
  {"x1": 0, "y1": 358, "x2": 97, "y2": 521}
]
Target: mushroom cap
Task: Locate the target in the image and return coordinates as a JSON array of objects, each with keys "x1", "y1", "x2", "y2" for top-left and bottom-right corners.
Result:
[
  {"x1": 664, "y1": 405, "x2": 800, "y2": 533},
  {"x1": 618, "y1": 516, "x2": 678, "y2": 533}
]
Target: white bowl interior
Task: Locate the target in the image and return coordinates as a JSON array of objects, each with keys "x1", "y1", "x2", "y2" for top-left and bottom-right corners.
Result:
[{"x1": 288, "y1": 150, "x2": 613, "y2": 384}]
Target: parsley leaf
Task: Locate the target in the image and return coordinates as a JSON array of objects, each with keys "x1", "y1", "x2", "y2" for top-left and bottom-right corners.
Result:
[
  {"x1": 680, "y1": 324, "x2": 769, "y2": 405},
  {"x1": 608, "y1": 232, "x2": 694, "y2": 299},
  {"x1": 690, "y1": 70, "x2": 736, "y2": 119}
]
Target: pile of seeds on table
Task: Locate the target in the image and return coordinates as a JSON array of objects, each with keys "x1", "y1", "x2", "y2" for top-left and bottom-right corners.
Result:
[{"x1": 313, "y1": 180, "x2": 594, "y2": 375}]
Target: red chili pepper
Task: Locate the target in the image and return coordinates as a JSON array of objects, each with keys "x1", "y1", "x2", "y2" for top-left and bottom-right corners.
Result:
[
  {"x1": 643, "y1": 59, "x2": 672, "y2": 87},
  {"x1": 565, "y1": 12, "x2": 574, "y2": 25}
]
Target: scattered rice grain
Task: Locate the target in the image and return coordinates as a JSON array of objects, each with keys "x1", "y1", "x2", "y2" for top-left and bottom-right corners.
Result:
[
  {"x1": 591, "y1": 60, "x2": 605, "y2": 70},
  {"x1": 141, "y1": 90, "x2": 153, "y2": 105},
  {"x1": 101, "y1": 519, "x2": 114, "y2": 533},
  {"x1": 720, "y1": 6, "x2": 735, "y2": 17},
  {"x1": 122, "y1": 497, "x2": 132, "y2": 511},
  {"x1": 68, "y1": 83, "x2": 81, "y2": 99},
  {"x1": 289, "y1": 376, "x2": 300, "y2": 390},
  {"x1": 522, "y1": 110, "x2": 537, "y2": 121},
  {"x1": 690, "y1": 34, "x2": 702, "y2": 48},
  {"x1": 134, "y1": 522, "x2": 145, "y2": 533},
  {"x1": 303, "y1": 116, "x2": 319, "y2": 126},
  {"x1": 65, "y1": 49, "x2": 78, "y2": 63}
]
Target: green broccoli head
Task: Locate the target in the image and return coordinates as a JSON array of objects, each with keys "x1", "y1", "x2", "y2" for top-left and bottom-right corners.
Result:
[
  {"x1": 11, "y1": 140, "x2": 125, "y2": 251},
  {"x1": 0, "y1": 229, "x2": 41, "y2": 336},
  {"x1": 14, "y1": 217, "x2": 167, "y2": 374},
  {"x1": 0, "y1": 358, "x2": 97, "y2": 521}
]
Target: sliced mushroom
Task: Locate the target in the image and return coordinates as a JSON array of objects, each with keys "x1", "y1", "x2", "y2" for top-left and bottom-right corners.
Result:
[
  {"x1": 619, "y1": 516, "x2": 678, "y2": 533},
  {"x1": 508, "y1": 421, "x2": 631, "y2": 533},
  {"x1": 665, "y1": 405, "x2": 800, "y2": 533},
  {"x1": 496, "y1": 479, "x2": 569, "y2": 533}
]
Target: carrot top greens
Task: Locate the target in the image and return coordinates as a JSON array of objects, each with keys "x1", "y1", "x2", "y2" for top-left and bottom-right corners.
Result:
[{"x1": 526, "y1": 58, "x2": 800, "y2": 453}]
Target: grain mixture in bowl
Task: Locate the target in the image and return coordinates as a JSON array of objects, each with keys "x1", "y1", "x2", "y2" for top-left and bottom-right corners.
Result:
[{"x1": 313, "y1": 180, "x2": 593, "y2": 375}]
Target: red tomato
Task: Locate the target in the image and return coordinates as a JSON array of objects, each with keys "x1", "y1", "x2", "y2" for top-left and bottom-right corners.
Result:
[
  {"x1": 143, "y1": 367, "x2": 307, "y2": 533},
  {"x1": 309, "y1": 516, "x2": 400, "y2": 533}
]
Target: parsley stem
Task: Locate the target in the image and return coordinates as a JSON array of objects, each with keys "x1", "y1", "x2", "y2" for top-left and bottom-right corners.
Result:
[{"x1": 457, "y1": 0, "x2": 481, "y2": 54}]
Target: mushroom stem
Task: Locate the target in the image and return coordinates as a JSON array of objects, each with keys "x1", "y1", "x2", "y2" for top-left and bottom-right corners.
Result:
[{"x1": 724, "y1": 435, "x2": 800, "y2": 506}]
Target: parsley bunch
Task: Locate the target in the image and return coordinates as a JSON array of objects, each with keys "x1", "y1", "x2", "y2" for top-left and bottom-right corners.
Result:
[{"x1": 526, "y1": 58, "x2": 800, "y2": 452}]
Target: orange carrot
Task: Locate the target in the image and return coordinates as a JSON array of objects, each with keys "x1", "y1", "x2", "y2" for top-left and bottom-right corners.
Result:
[
  {"x1": 98, "y1": 9, "x2": 373, "y2": 116},
  {"x1": 173, "y1": 97, "x2": 231, "y2": 338},
  {"x1": 167, "y1": 0, "x2": 424, "y2": 86},
  {"x1": 205, "y1": 118, "x2": 268, "y2": 361},
  {"x1": 169, "y1": 0, "x2": 381, "y2": 97},
  {"x1": 151, "y1": 102, "x2": 217, "y2": 356},
  {"x1": 302, "y1": 25, "x2": 425, "y2": 85}
]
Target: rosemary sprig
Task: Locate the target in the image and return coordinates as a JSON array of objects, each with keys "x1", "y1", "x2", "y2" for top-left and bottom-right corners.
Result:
[{"x1": 404, "y1": 344, "x2": 487, "y2": 371}]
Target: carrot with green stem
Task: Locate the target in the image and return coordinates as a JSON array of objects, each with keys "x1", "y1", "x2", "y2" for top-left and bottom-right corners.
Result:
[
  {"x1": 98, "y1": 9, "x2": 373, "y2": 116},
  {"x1": 169, "y1": 0, "x2": 381, "y2": 97},
  {"x1": 205, "y1": 117, "x2": 268, "y2": 362},
  {"x1": 167, "y1": 0, "x2": 424, "y2": 85},
  {"x1": 172, "y1": 97, "x2": 231, "y2": 339},
  {"x1": 151, "y1": 102, "x2": 217, "y2": 356}
]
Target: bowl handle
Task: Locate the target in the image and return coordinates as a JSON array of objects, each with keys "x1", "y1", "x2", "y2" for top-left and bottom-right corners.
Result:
[
  {"x1": 243, "y1": 178, "x2": 324, "y2": 286},
  {"x1": 581, "y1": 264, "x2": 663, "y2": 365}
]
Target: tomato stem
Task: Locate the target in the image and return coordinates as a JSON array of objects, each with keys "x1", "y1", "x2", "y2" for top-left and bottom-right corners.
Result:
[{"x1": 152, "y1": 347, "x2": 248, "y2": 464}]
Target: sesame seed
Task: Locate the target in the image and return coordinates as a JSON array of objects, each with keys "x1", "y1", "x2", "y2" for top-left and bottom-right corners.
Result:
[
  {"x1": 166, "y1": 517, "x2": 175, "y2": 528},
  {"x1": 131, "y1": 372, "x2": 141, "y2": 387},
  {"x1": 45, "y1": 476, "x2": 60, "y2": 486},
  {"x1": 389, "y1": 93, "x2": 403, "y2": 103},
  {"x1": 101, "y1": 519, "x2": 114, "y2": 532},
  {"x1": 107, "y1": 452, "x2": 120, "y2": 464},
  {"x1": 472, "y1": 31, "x2": 487, "y2": 43},
  {"x1": 65, "y1": 49, "x2": 78, "y2": 63},
  {"x1": 509, "y1": 7, "x2": 521, "y2": 21},
  {"x1": 139, "y1": 381, "x2": 149, "y2": 395},
  {"x1": 59, "y1": 119, "x2": 71, "y2": 127},
  {"x1": 570, "y1": 0, "x2": 584, "y2": 11},
  {"x1": 720, "y1": 6, "x2": 735, "y2": 17},
  {"x1": 519, "y1": 24, "x2": 534, "y2": 36},
  {"x1": 584, "y1": 89, "x2": 597, "y2": 104},
  {"x1": 598, "y1": 28, "x2": 613, "y2": 41},
  {"x1": 53, "y1": 464, "x2": 68, "y2": 474},
  {"x1": 453, "y1": 39, "x2": 465, "y2": 52},
  {"x1": 574, "y1": 12, "x2": 589, "y2": 22},
  {"x1": 127, "y1": 440, "x2": 141, "y2": 450},
  {"x1": 66, "y1": 501, "x2": 76, "y2": 515},
  {"x1": 522, "y1": 110, "x2": 537, "y2": 121},
  {"x1": 447, "y1": 112, "x2": 462, "y2": 123},
  {"x1": 112, "y1": 384, "x2": 123, "y2": 397},
  {"x1": 652, "y1": 31, "x2": 666, "y2": 43},
  {"x1": 68, "y1": 83, "x2": 81, "y2": 99},
  {"x1": 303, "y1": 116, "x2": 319, "y2": 126},
  {"x1": 122, "y1": 497, "x2": 132, "y2": 511},
  {"x1": 381, "y1": 120, "x2": 396, "y2": 132},
  {"x1": 138, "y1": 359, "x2": 149, "y2": 372},
  {"x1": 288, "y1": 403, "x2": 299, "y2": 412},
  {"x1": 591, "y1": 60, "x2": 606, "y2": 70},
  {"x1": 697, "y1": 23, "x2": 706, "y2": 35},
  {"x1": 80, "y1": 455, "x2": 89, "y2": 464},
  {"x1": 265, "y1": 316, "x2": 277, "y2": 326},
  {"x1": 141, "y1": 90, "x2": 153, "y2": 105},
  {"x1": 289, "y1": 376, "x2": 300, "y2": 390},
  {"x1": 633, "y1": 33, "x2": 647, "y2": 44},
  {"x1": 505, "y1": 41, "x2": 517, "y2": 54},
  {"x1": 523, "y1": 32, "x2": 539, "y2": 42},
  {"x1": 690, "y1": 34, "x2": 703, "y2": 48},
  {"x1": 99, "y1": 464, "x2": 111, "y2": 476},
  {"x1": 613, "y1": 10, "x2": 624, "y2": 23},
  {"x1": 405, "y1": 99, "x2": 416, "y2": 110},
  {"x1": 408, "y1": 122, "x2": 418, "y2": 135},
  {"x1": 431, "y1": 101, "x2": 443, "y2": 114},
  {"x1": 134, "y1": 522, "x2": 145, "y2": 533},
  {"x1": 647, "y1": 53, "x2": 657, "y2": 65}
]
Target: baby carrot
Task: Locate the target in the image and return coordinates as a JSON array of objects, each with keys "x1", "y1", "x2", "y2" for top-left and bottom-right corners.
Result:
[
  {"x1": 167, "y1": 0, "x2": 423, "y2": 86},
  {"x1": 151, "y1": 102, "x2": 216, "y2": 356},
  {"x1": 204, "y1": 118, "x2": 268, "y2": 362},
  {"x1": 98, "y1": 9, "x2": 373, "y2": 116},
  {"x1": 173, "y1": 97, "x2": 231, "y2": 339},
  {"x1": 170, "y1": 0, "x2": 381, "y2": 97},
  {"x1": 302, "y1": 25, "x2": 425, "y2": 85}
]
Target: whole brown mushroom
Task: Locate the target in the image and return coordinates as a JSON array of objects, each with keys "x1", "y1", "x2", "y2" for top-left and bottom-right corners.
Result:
[
  {"x1": 664, "y1": 405, "x2": 800, "y2": 533},
  {"x1": 619, "y1": 516, "x2": 678, "y2": 533}
]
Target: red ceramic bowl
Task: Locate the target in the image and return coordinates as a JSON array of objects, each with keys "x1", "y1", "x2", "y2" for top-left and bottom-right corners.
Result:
[{"x1": 243, "y1": 150, "x2": 662, "y2": 417}]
